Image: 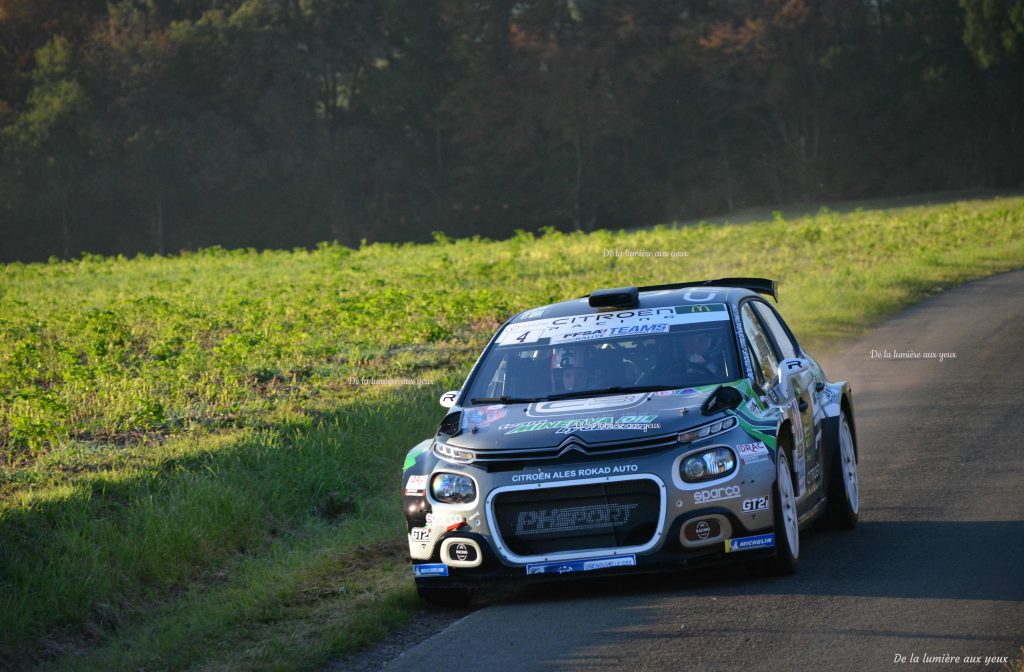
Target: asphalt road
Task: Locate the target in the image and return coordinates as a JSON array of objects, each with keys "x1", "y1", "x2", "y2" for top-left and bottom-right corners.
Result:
[{"x1": 383, "y1": 270, "x2": 1024, "y2": 672}]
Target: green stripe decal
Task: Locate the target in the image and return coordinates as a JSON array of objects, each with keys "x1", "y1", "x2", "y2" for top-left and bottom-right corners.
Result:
[
  {"x1": 730, "y1": 412, "x2": 777, "y2": 450},
  {"x1": 403, "y1": 442, "x2": 431, "y2": 472}
]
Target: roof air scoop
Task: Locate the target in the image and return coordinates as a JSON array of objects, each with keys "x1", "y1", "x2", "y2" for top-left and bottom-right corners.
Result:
[{"x1": 588, "y1": 286, "x2": 639, "y2": 309}]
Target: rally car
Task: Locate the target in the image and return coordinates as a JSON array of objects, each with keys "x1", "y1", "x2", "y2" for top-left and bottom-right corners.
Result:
[{"x1": 402, "y1": 278, "x2": 860, "y2": 605}]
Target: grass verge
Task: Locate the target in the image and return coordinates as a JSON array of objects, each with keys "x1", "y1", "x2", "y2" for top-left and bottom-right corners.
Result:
[{"x1": 2, "y1": 196, "x2": 1024, "y2": 669}]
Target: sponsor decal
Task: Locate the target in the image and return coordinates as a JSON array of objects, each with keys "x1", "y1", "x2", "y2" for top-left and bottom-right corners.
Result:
[
  {"x1": 440, "y1": 391, "x2": 458, "y2": 405},
  {"x1": 682, "y1": 291, "x2": 717, "y2": 302},
  {"x1": 510, "y1": 463, "x2": 639, "y2": 483},
  {"x1": 809, "y1": 463, "x2": 822, "y2": 484},
  {"x1": 413, "y1": 563, "x2": 449, "y2": 578},
  {"x1": 724, "y1": 533, "x2": 775, "y2": 553},
  {"x1": 696, "y1": 521, "x2": 711, "y2": 539},
  {"x1": 455, "y1": 543, "x2": 469, "y2": 561},
  {"x1": 515, "y1": 503, "x2": 639, "y2": 536},
  {"x1": 410, "y1": 526, "x2": 431, "y2": 542},
  {"x1": 742, "y1": 496, "x2": 769, "y2": 512},
  {"x1": 461, "y1": 404, "x2": 507, "y2": 429},
  {"x1": 693, "y1": 485, "x2": 741, "y2": 504},
  {"x1": 653, "y1": 387, "x2": 702, "y2": 397},
  {"x1": 496, "y1": 305, "x2": 729, "y2": 347},
  {"x1": 736, "y1": 441, "x2": 770, "y2": 465},
  {"x1": 675, "y1": 303, "x2": 727, "y2": 314},
  {"x1": 501, "y1": 415, "x2": 658, "y2": 435},
  {"x1": 526, "y1": 555, "x2": 637, "y2": 575},
  {"x1": 425, "y1": 513, "x2": 465, "y2": 525},
  {"x1": 731, "y1": 306, "x2": 754, "y2": 381},
  {"x1": 405, "y1": 474, "x2": 428, "y2": 495},
  {"x1": 527, "y1": 394, "x2": 646, "y2": 416}
]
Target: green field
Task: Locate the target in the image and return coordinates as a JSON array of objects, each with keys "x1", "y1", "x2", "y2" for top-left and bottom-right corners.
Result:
[{"x1": 3, "y1": 197, "x2": 1024, "y2": 670}]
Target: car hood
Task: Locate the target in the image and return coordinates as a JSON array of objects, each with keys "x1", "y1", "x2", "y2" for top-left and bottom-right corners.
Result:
[{"x1": 443, "y1": 386, "x2": 733, "y2": 451}]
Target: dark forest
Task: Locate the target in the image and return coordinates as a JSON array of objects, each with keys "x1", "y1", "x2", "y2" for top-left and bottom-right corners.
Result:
[{"x1": 1, "y1": 0, "x2": 1022, "y2": 262}]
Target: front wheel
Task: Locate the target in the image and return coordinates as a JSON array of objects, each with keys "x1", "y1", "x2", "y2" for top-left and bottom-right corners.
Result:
[
  {"x1": 824, "y1": 412, "x2": 859, "y2": 529},
  {"x1": 769, "y1": 447, "x2": 800, "y2": 575}
]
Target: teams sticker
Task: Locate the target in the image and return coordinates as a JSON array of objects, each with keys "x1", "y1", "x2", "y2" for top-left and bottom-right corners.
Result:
[
  {"x1": 413, "y1": 563, "x2": 449, "y2": 578},
  {"x1": 496, "y1": 305, "x2": 729, "y2": 346},
  {"x1": 736, "y1": 441, "x2": 770, "y2": 464},
  {"x1": 525, "y1": 555, "x2": 636, "y2": 575},
  {"x1": 724, "y1": 533, "x2": 775, "y2": 553},
  {"x1": 404, "y1": 474, "x2": 428, "y2": 495}
]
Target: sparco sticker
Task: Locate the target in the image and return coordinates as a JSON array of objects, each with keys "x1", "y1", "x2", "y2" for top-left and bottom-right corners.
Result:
[
  {"x1": 693, "y1": 485, "x2": 741, "y2": 504},
  {"x1": 736, "y1": 441, "x2": 770, "y2": 464}
]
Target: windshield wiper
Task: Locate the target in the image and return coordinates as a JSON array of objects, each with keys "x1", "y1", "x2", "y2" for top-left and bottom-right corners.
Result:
[
  {"x1": 544, "y1": 385, "x2": 682, "y2": 401},
  {"x1": 469, "y1": 395, "x2": 548, "y2": 405}
]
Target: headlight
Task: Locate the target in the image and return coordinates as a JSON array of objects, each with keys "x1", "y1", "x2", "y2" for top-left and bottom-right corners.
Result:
[
  {"x1": 681, "y1": 447, "x2": 736, "y2": 483},
  {"x1": 432, "y1": 440, "x2": 476, "y2": 463},
  {"x1": 431, "y1": 473, "x2": 476, "y2": 504}
]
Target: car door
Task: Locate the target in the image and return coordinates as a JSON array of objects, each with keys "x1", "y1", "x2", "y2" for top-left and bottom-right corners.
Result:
[
  {"x1": 740, "y1": 301, "x2": 810, "y2": 498},
  {"x1": 750, "y1": 301, "x2": 823, "y2": 499}
]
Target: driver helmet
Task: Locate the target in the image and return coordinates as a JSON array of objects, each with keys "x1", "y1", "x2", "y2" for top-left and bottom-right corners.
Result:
[{"x1": 552, "y1": 346, "x2": 592, "y2": 392}]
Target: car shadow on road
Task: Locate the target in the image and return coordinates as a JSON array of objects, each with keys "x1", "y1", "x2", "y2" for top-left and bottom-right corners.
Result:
[{"x1": 495, "y1": 520, "x2": 1024, "y2": 606}]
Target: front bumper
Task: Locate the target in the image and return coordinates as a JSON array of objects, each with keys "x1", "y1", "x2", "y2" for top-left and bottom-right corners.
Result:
[{"x1": 406, "y1": 443, "x2": 779, "y2": 584}]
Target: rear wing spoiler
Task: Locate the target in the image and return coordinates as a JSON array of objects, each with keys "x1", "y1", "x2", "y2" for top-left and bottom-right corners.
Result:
[{"x1": 637, "y1": 277, "x2": 778, "y2": 302}]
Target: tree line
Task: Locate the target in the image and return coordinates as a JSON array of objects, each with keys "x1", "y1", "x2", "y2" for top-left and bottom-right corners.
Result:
[{"x1": 1, "y1": 0, "x2": 1021, "y2": 262}]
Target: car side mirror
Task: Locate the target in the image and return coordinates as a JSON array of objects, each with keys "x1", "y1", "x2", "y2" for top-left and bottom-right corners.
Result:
[
  {"x1": 777, "y1": 357, "x2": 810, "y2": 396},
  {"x1": 439, "y1": 390, "x2": 459, "y2": 408},
  {"x1": 700, "y1": 385, "x2": 743, "y2": 416}
]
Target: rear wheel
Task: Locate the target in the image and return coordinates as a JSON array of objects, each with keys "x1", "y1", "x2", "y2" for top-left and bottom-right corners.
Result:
[
  {"x1": 769, "y1": 446, "x2": 799, "y2": 575},
  {"x1": 824, "y1": 412, "x2": 859, "y2": 529},
  {"x1": 416, "y1": 584, "x2": 473, "y2": 608}
]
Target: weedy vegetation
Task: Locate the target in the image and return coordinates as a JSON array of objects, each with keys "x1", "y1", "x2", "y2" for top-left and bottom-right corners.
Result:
[{"x1": 2, "y1": 197, "x2": 1024, "y2": 670}]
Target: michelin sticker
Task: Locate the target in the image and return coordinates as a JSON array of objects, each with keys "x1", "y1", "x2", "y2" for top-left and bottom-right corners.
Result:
[
  {"x1": 724, "y1": 533, "x2": 775, "y2": 553},
  {"x1": 413, "y1": 563, "x2": 449, "y2": 578}
]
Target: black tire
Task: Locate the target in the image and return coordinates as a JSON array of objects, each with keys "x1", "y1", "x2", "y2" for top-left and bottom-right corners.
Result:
[
  {"x1": 769, "y1": 444, "x2": 800, "y2": 576},
  {"x1": 416, "y1": 584, "x2": 473, "y2": 608},
  {"x1": 824, "y1": 412, "x2": 860, "y2": 530}
]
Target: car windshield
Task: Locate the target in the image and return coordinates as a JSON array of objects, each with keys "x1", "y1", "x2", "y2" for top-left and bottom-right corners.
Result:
[{"x1": 465, "y1": 313, "x2": 741, "y2": 403}]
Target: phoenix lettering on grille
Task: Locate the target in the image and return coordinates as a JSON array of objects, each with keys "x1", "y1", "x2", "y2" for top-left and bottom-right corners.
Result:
[{"x1": 514, "y1": 503, "x2": 640, "y2": 536}]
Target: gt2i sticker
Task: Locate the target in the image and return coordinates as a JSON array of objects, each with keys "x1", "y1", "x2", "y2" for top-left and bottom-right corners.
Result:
[
  {"x1": 413, "y1": 563, "x2": 449, "y2": 578},
  {"x1": 410, "y1": 527, "x2": 431, "y2": 542},
  {"x1": 742, "y1": 497, "x2": 769, "y2": 512},
  {"x1": 724, "y1": 533, "x2": 775, "y2": 553},
  {"x1": 404, "y1": 475, "x2": 428, "y2": 495},
  {"x1": 736, "y1": 441, "x2": 770, "y2": 465}
]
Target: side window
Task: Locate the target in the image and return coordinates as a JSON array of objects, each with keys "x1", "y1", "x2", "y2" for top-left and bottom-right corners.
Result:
[
  {"x1": 752, "y1": 302, "x2": 797, "y2": 361},
  {"x1": 741, "y1": 303, "x2": 780, "y2": 386}
]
